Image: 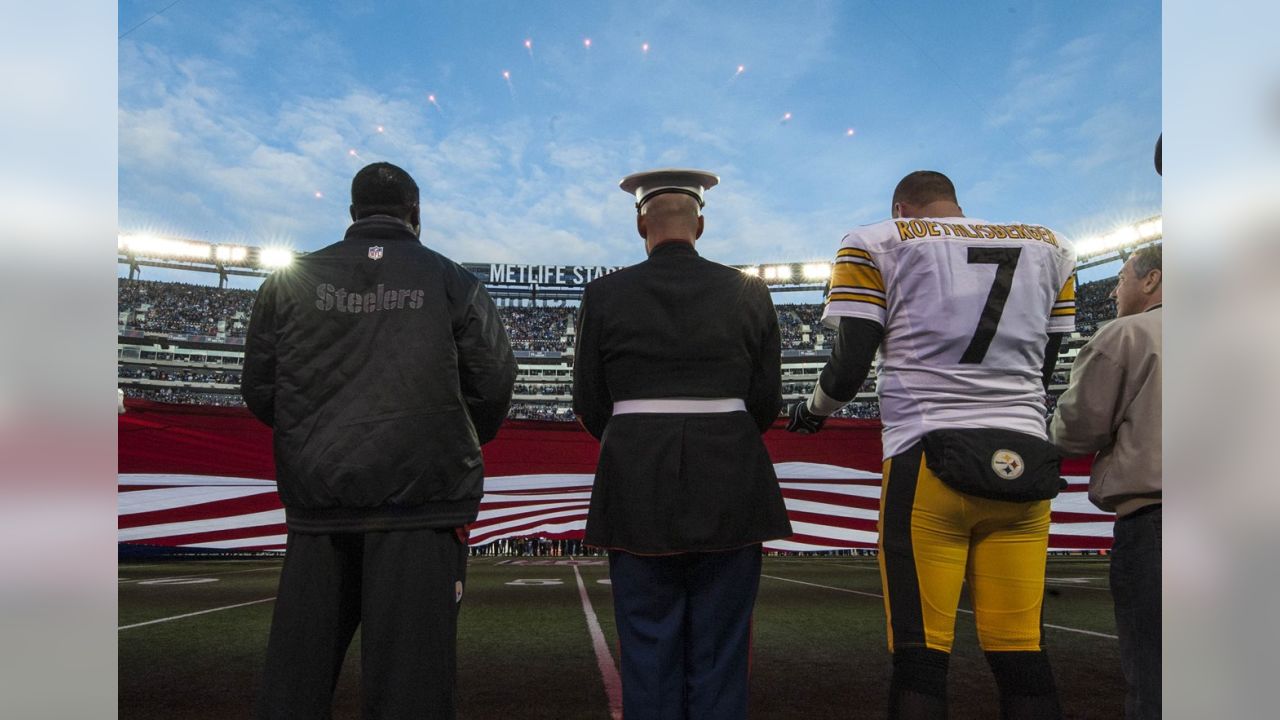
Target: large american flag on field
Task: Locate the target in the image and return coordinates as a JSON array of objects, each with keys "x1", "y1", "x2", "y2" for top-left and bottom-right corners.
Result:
[{"x1": 119, "y1": 401, "x2": 1113, "y2": 552}]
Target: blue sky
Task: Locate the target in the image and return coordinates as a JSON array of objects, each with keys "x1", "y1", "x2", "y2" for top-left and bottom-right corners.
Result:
[{"x1": 119, "y1": 0, "x2": 1161, "y2": 286}]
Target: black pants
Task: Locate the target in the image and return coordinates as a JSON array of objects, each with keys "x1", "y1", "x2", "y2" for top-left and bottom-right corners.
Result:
[
  {"x1": 1111, "y1": 505, "x2": 1161, "y2": 719},
  {"x1": 609, "y1": 545, "x2": 762, "y2": 720},
  {"x1": 255, "y1": 527, "x2": 467, "y2": 720}
]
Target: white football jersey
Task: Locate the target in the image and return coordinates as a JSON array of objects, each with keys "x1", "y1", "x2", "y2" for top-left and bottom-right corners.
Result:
[{"x1": 821, "y1": 217, "x2": 1077, "y2": 458}]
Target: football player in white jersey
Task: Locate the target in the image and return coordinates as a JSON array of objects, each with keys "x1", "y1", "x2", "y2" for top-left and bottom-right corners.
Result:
[{"x1": 787, "y1": 171, "x2": 1076, "y2": 720}]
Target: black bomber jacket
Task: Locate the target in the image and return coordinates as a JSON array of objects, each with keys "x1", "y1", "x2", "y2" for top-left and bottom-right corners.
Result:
[{"x1": 241, "y1": 216, "x2": 516, "y2": 533}]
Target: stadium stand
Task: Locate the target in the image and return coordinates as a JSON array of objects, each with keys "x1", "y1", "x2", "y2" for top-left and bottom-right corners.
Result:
[
  {"x1": 118, "y1": 276, "x2": 1123, "y2": 418},
  {"x1": 1075, "y1": 275, "x2": 1118, "y2": 333}
]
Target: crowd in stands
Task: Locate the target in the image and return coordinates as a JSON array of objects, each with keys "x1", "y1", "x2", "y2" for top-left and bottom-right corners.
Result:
[
  {"x1": 1075, "y1": 276, "x2": 1118, "y2": 333},
  {"x1": 832, "y1": 401, "x2": 881, "y2": 419},
  {"x1": 118, "y1": 274, "x2": 1121, "y2": 419},
  {"x1": 469, "y1": 537, "x2": 600, "y2": 557},
  {"x1": 506, "y1": 403, "x2": 573, "y2": 421},
  {"x1": 514, "y1": 383, "x2": 571, "y2": 396},
  {"x1": 119, "y1": 279, "x2": 255, "y2": 339},
  {"x1": 502, "y1": 307, "x2": 575, "y2": 342},
  {"x1": 118, "y1": 366, "x2": 242, "y2": 385},
  {"x1": 122, "y1": 386, "x2": 245, "y2": 407},
  {"x1": 783, "y1": 379, "x2": 875, "y2": 397}
]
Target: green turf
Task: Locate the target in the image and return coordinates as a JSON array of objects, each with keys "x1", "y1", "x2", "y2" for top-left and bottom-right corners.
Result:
[{"x1": 119, "y1": 556, "x2": 1124, "y2": 719}]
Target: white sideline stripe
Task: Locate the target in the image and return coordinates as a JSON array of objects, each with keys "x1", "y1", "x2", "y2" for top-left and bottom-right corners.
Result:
[
  {"x1": 572, "y1": 563, "x2": 622, "y2": 720},
  {"x1": 119, "y1": 596, "x2": 276, "y2": 630},
  {"x1": 761, "y1": 575, "x2": 1118, "y2": 639}
]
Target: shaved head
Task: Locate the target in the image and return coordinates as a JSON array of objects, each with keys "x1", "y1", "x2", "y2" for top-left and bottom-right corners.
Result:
[
  {"x1": 637, "y1": 192, "x2": 703, "y2": 252},
  {"x1": 891, "y1": 170, "x2": 963, "y2": 219},
  {"x1": 892, "y1": 171, "x2": 957, "y2": 207},
  {"x1": 641, "y1": 192, "x2": 699, "y2": 222}
]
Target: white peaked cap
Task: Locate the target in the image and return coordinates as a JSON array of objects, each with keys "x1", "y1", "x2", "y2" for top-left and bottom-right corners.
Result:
[{"x1": 619, "y1": 168, "x2": 720, "y2": 210}]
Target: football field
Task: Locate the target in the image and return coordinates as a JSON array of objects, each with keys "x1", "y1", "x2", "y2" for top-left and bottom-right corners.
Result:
[{"x1": 119, "y1": 556, "x2": 1123, "y2": 719}]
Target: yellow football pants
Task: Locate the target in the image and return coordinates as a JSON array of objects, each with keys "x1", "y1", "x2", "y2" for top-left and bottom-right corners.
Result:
[{"x1": 878, "y1": 444, "x2": 1051, "y2": 653}]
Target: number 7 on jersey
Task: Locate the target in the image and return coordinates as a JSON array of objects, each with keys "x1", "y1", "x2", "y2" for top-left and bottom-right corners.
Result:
[{"x1": 959, "y1": 247, "x2": 1022, "y2": 364}]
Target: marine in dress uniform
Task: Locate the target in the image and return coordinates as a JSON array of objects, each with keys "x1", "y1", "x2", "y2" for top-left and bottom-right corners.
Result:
[
  {"x1": 573, "y1": 169, "x2": 791, "y2": 720},
  {"x1": 788, "y1": 171, "x2": 1075, "y2": 719}
]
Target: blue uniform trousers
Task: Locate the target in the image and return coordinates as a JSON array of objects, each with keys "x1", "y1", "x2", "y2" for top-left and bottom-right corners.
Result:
[{"x1": 608, "y1": 545, "x2": 762, "y2": 720}]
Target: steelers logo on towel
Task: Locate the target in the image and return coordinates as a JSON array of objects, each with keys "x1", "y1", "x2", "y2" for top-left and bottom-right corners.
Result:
[{"x1": 991, "y1": 449, "x2": 1025, "y2": 480}]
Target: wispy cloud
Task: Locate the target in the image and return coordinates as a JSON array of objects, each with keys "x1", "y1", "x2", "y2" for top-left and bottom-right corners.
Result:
[{"x1": 118, "y1": 1, "x2": 1160, "y2": 275}]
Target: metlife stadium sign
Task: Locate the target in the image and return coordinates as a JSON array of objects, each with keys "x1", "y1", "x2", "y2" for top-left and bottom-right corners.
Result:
[{"x1": 464, "y1": 263, "x2": 627, "y2": 287}]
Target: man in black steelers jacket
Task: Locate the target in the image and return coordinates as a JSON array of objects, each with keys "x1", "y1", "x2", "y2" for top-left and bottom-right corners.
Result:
[
  {"x1": 573, "y1": 168, "x2": 791, "y2": 720},
  {"x1": 242, "y1": 162, "x2": 515, "y2": 720}
]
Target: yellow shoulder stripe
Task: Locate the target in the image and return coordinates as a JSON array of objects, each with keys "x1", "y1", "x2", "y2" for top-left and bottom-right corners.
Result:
[
  {"x1": 830, "y1": 263, "x2": 886, "y2": 292},
  {"x1": 827, "y1": 292, "x2": 887, "y2": 308}
]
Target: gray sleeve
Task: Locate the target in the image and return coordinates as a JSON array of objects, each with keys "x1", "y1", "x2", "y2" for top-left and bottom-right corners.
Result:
[
  {"x1": 240, "y1": 275, "x2": 278, "y2": 427},
  {"x1": 453, "y1": 277, "x2": 516, "y2": 445},
  {"x1": 1050, "y1": 337, "x2": 1125, "y2": 455}
]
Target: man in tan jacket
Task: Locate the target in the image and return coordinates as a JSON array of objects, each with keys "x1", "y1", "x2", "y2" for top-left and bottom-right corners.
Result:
[{"x1": 1051, "y1": 244, "x2": 1161, "y2": 719}]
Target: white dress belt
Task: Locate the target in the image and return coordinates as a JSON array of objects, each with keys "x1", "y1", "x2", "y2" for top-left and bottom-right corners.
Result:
[{"x1": 611, "y1": 398, "x2": 747, "y2": 415}]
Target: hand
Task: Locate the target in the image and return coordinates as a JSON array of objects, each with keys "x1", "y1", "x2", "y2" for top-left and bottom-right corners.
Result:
[{"x1": 786, "y1": 401, "x2": 826, "y2": 434}]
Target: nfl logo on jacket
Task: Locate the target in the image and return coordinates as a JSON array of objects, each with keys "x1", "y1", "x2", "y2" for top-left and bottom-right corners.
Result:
[{"x1": 368, "y1": 245, "x2": 383, "y2": 260}]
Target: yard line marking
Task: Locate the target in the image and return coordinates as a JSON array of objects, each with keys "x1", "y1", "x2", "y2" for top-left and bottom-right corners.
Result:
[
  {"x1": 761, "y1": 574, "x2": 885, "y2": 599},
  {"x1": 119, "y1": 597, "x2": 276, "y2": 630},
  {"x1": 1040, "y1": 622, "x2": 1117, "y2": 639},
  {"x1": 118, "y1": 566, "x2": 281, "y2": 584},
  {"x1": 761, "y1": 575, "x2": 1118, "y2": 640},
  {"x1": 571, "y1": 563, "x2": 623, "y2": 720}
]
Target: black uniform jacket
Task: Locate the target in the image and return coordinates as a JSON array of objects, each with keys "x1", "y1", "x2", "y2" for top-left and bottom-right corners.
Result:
[
  {"x1": 242, "y1": 216, "x2": 516, "y2": 533},
  {"x1": 573, "y1": 241, "x2": 792, "y2": 554}
]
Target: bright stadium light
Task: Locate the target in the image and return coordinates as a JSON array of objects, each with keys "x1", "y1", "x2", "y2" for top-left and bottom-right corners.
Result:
[
  {"x1": 118, "y1": 233, "x2": 212, "y2": 260},
  {"x1": 802, "y1": 263, "x2": 831, "y2": 280},
  {"x1": 259, "y1": 247, "x2": 295, "y2": 269},
  {"x1": 214, "y1": 245, "x2": 248, "y2": 263},
  {"x1": 771, "y1": 265, "x2": 793, "y2": 281},
  {"x1": 1136, "y1": 217, "x2": 1162, "y2": 241},
  {"x1": 1074, "y1": 215, "x2": 1162, "y2": 258},
  {"x1": 740, "y1": 266, "x2": 759, "y2": 277}
]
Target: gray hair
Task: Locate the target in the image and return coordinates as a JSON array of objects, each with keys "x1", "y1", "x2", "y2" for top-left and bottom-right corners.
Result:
[{"x1": 1129, "y1": 244, "x2": 1161, "y2": 279}]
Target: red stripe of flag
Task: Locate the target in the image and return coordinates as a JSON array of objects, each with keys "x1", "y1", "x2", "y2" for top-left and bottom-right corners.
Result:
[
  {"x1": 118, "y1": 492, "x2": 283, "y2": 529},
  {"x1": 126, "y1": 522, "x2": 288, "y2": 547}
]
